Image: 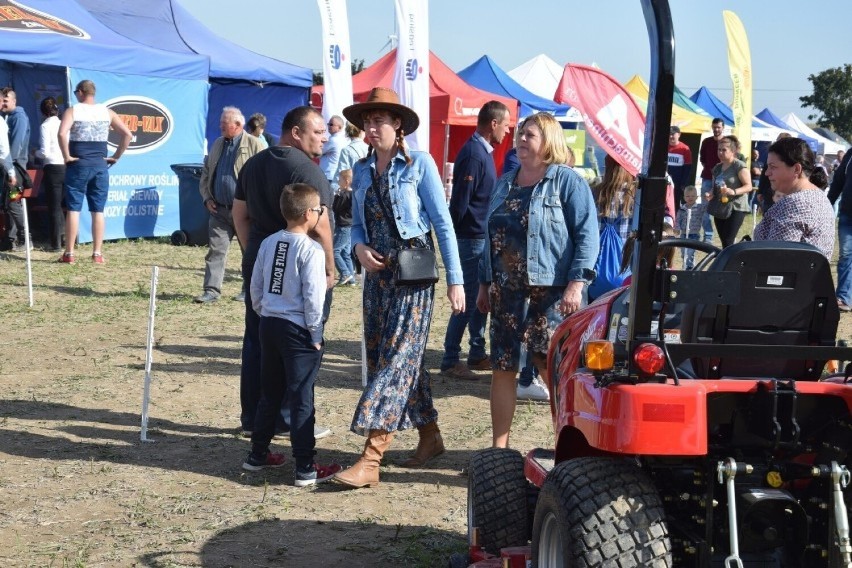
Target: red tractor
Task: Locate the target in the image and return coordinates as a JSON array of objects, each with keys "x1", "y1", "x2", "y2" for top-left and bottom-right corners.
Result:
[{"x1": 458, "y1": 1, "x2": 852, "y2": 566}]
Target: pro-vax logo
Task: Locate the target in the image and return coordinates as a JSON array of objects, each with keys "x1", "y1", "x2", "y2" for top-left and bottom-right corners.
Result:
[
  {"x1": 104, "y1": 96, "x2": 174, "y2": 155},
  {"x1": 0, "y1": 2, "x2": 90, "y2": 39}
]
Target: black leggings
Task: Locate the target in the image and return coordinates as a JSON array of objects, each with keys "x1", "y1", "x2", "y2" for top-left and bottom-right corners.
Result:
[
  {"x1": 714, "y1": 210, "x2": 747, "y2": 248},
  {"x1": 42, "y1": 164, "x2": 66, "y2": 250}
]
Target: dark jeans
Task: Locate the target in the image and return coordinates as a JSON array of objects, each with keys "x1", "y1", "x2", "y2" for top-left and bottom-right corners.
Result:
[
  {"x1": 43, "y1": 164, "x2": 66, "y2": 250},
  {"x1": 252, "y1": 317, "x2": 322, "y2": 466},
  {"x1": 4, "y1": 199, "x2": 25, "y2": 244},
  {"x1": 241, "y1": 234, "x2": 332, "y2": 432},
  {"x1": 714, "y1": 210, "x2": 747, "y2": 248},
  {"x1": 441, "y1": 238, "x2": 487, "y2": 368}
]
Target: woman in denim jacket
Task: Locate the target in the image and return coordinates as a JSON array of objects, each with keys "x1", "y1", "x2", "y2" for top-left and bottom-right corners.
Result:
[
  {"x1": 333, "y1": 88, "x2": 465, "y2": 489},
  {"x1": 476, "y1": 113, "x2": 599, "y2": 449}
]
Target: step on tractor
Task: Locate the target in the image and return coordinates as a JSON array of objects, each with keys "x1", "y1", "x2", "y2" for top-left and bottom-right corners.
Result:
[{"x1": 456, "y1": 1, "x2": 852, "y2": 566}]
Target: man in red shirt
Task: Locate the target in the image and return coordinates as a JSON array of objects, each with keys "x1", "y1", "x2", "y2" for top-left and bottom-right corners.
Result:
[
  {"x1": 698, "y1": 118, "x2": 725, "y2": 243},
  {"x1": 667, "y1": 125, "x2": 693, "y2": 206}
]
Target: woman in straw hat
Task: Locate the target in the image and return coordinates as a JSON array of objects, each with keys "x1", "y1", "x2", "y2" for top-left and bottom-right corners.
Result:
[{"x1": 333, "y1": 88, "x2": 465, "y2": 488}]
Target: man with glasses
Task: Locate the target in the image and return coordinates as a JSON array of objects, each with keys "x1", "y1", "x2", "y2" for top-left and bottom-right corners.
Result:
[
  {"x1": 319, "y1": 115, "x2": 345, "y2": 187},
  {"x1": 194, "y1": 106, "x2": 264, "y2": 303},
  {"x1": 232, "y1": 106, "x2": 335, "y2": 441}
]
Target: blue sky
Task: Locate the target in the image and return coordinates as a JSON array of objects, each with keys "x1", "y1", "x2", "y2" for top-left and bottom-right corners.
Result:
[{"x1": 179, "y1": 0, "x2": 850, "y2": 121}]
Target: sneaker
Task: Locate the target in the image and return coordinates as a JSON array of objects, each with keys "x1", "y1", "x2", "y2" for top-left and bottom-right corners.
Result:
[
  {"x1": 233, "y1": 291, "x2": 246, "y2": 302},
  {"x1": 336, "y1": 274, "x2": 354, "y2": 287},
  {"x1": 440, "y1": 362, "x2": 479, "y2": 381},
  {"x1": 194, "y1": 291, "x2": 219, "y2": 304},
  {"x1": 295, "y1": 462, "x2": 342, "y2": 487},
  {"x1": 313, "y1": 425, "x2": 333, "y2": 440},
  {"x1": 517, "y1": 376, "x2": 550, "y2": 401},
  {"x1": 839, "y1": 300, "x2": 852, "y2": 313},
  {"x1": 92, "y1": 252, "x2": 106, "y2": 264},
  {"x1": 242, "y1": 451, "x2": 286, "y2": 471},
  {"x1": 467, "y1": 357, "x2": 491, "y2": 371},
  {"x1": 57, "y1": 252, "x2": 76, "y2": 264}
]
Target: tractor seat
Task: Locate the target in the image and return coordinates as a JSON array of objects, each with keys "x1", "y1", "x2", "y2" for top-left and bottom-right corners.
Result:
[{"x1": 679, "y1": 240, "x2": 839, "y2": 380}]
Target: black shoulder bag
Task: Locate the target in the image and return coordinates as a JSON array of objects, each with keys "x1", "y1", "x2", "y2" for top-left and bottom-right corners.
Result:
[{"x1": 372, "y1": 169, "x2": 439, "y2": 286}]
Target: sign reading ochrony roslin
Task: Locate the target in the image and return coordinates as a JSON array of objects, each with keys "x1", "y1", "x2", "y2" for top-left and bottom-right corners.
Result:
[{"x1": 0, "y1": 0, "x2": 207, "y2": 242}]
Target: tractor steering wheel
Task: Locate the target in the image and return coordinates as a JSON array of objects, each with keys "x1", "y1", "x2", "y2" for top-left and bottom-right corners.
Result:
[{"x1": 659, "y1": 238, "x2": 722, "y2": 271}]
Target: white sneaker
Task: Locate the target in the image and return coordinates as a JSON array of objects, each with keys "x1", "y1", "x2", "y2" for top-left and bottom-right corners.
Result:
[{"x1": 517, "y1": 376, "x2": 550, "y2": 401}]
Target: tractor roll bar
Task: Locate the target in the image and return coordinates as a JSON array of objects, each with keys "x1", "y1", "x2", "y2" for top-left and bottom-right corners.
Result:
[{"x1": 627, "y1": 0, "x2": 676, "y2": 370}]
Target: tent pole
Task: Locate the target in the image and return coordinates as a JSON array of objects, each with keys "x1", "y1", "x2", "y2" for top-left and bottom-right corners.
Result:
[{"x1": 443, "y1": 123, "x2": 451, "y2": 202}]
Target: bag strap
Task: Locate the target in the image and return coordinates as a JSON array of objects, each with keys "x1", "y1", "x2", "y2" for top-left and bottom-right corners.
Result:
[{"x1": 370, "y1": 167, "x2": 427, "y2": 249}]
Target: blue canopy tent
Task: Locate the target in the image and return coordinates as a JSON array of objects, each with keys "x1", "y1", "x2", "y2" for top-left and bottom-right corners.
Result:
[
  {"x1": 79, "y1": 0, "x2": 313, "y2": 147},
  {"x1": 756, "y1": 108, "x2": 820, "y2": 151},
  {"x1": 458, "y1": 55, "x2": 572, "y2": 118},
  {"x1": 689, "y1": 86, "x2": 794, "y2": 143},
  {"x1": 0, "y1": 0, "x2": 210, "y2": 242}
]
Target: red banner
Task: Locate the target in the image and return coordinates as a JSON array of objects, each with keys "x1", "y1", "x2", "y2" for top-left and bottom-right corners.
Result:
[{"x1": 555, "y1": 64, "x2": 645, "y2": 176}]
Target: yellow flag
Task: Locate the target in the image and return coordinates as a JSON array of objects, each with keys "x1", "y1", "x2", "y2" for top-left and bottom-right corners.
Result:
[{"x1": 723, "y1": 10, "x2": 752, "y2": 167}]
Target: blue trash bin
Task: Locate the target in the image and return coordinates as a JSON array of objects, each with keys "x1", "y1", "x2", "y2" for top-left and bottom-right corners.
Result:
[{"x1": 170, "y1": 163, "x2": 208, "y2": 246}]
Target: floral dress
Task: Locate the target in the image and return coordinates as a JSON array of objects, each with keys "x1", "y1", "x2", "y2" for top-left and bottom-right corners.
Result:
[
  {"x1": 488, "y1": 182, "x2": 566, "y2": 371},
  {"x1": 350, "y1": 163, "x2": 437, "y2": 435}
]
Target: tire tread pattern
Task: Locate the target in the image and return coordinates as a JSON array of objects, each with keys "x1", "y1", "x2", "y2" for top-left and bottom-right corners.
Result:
[{"x1": 468, "y1": 448, "x2": 529, "y2": 553}]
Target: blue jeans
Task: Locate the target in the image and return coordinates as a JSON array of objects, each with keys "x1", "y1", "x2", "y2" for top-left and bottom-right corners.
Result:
[
  {"x1": 518, "y1": 345, "x2": 539, "y2": 388},
  {"x1": 441, "y1": 238, "x2": 487, "y2": 368},
  {"x1": 700, "y1": 179, "x2": 715, "y2": 242},
  {"x1": 681, "y1": 233, "x2": 701, "y2": 269},
  {"x1": 333, "y1": 225, "x2": 354, "y2": 279},
  {"x1": 837, "y1": 213, "x2": 852, "y2": 305}
]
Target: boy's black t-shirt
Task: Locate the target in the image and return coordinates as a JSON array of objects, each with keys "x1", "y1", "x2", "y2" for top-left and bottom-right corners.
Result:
[{"x1": 235, "y1": 146, "x2": 334, "y2": 241}]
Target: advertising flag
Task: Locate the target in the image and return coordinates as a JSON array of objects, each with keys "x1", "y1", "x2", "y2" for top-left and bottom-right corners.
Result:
[
  {"x1": 316, "y1": 0, "x2": 354, "y2": 122},
  {"x1": 723, "y1": 10, "x2": 752, "y2": 167},
  {"x1": 555, "y1": 64, "x2": 645, "y2": 176},
  {"x1": 392, "y1": 0, "x2": 429, "y2": 150}
]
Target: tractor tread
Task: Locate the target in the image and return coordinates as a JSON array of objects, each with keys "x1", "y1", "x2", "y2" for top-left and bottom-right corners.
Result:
[{"x1": 468, "y1": 448, "x2": 529, "y2": 553}]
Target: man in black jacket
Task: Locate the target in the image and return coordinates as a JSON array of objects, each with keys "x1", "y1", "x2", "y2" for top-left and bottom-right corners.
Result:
[{"x1": 828, "y1": 148, "x2": 852, "y2": 311}]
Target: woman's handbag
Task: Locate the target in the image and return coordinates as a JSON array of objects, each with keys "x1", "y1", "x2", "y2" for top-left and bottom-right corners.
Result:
[
  {"x1": 394, "y1": 247, "x2": 439, "y2": 286},
  {"x1": 371, "y1": 169, "x2": 439, "y2": 286},
  {"x1": 706, "y1": 189, "x2": 733, "y2": 220}
]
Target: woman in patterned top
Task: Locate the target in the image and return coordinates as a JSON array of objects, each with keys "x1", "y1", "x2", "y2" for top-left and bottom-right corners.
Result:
[
  {"x1": 476, "y1": 113, "x2": 598, "y2": 448},
  {"x1": 754, "y1": 137, "x2": 834, "y2": 259}
]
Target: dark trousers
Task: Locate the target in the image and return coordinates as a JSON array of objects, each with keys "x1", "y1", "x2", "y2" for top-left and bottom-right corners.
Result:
[
  {"x1": 714, "y1": 210, "x2": 747, "y2": 248},
  {"x1": 43, "y1": 164, "x2": 66, "y2": 250},
  {"x1": 240, "y1": 235, "x2": 332, "y2": 432},
  {"x1": 5, "y1": 199, "x2": 25, "y2": 244},
  {"x1": 251, "y1": 317, "x2": 322, "y2": 466}
]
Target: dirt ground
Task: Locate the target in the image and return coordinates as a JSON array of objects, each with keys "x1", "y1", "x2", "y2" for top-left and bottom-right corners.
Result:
[{"x1": 0, "y1": 239, "x2": 553, "y2": 568}]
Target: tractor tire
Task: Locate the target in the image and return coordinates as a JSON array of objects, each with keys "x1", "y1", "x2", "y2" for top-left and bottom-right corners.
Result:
[
  {"x1": 531, "y1": 457, "x2": 672, "y2": 567},
  {"x1": 467, "y1": 448, "x2": 529, "y2": 553}
]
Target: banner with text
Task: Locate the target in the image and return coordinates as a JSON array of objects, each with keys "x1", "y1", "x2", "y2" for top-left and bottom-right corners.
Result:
[
  {"x1": 392, "y1": 0, "x2": 429, "y2": 151},
  {"x1": 69, "y1": 68, "x2": 207, "y2": 243},
  {"x1": 316, "y1": 0, "x2": 353, "y2": 122},
  {"x1": 723, "y1": 10, "x2": 752, "y2": 167},
  {"x1": 555, "y1": 64, "x2": 645, "y2": 177}
]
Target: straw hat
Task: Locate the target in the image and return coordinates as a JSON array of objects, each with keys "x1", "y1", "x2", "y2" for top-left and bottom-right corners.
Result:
[{"x1": 343, "y1": 87, "x2": 420, "y2": 135}]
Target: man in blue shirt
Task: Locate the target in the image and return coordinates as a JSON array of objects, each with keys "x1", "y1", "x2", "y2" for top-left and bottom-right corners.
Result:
[
  {"x1": 440, "y1": 101, "x2": 511, "y2": 380},
  {"x1": 195, "y1": 107, "x2": 264, "y2": 303},
  {"x1": 319, "y1": 115, "x2": 345, "y2": 186}
]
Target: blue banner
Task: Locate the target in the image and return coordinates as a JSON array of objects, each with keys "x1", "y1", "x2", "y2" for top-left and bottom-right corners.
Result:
[{"x1": 70, "y1": 68, "x2": 208, "y2": 242}]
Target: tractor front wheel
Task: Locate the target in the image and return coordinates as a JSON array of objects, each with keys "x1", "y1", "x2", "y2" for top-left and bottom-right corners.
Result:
[
  {"x1": 531, "y1": 457, "x2": 672, "y2": 567},
  {"x1": 467, "y1": 448, "x2": 529, "y2": 553}
]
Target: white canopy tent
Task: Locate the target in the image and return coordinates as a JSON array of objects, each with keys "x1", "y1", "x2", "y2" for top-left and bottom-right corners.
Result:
[
  {"x1": 782, "y1": 113, "x2": 846, "y2": 155},
  {"x1": 508, "y1": 54, "x2": 582, "y2": 121}
]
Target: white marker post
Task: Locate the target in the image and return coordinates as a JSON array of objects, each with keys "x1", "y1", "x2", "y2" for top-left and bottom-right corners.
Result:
[
  {"x1": 21, "y1": 197, "x2": 33, "y2": 307},
  {"x1": 140, "y1": 266, "x2": 159, "y2": 442},
  {"x1": 751, "y1": 203, "x2": 758, "y2": 238},
  {"x1": 361, "y1": 276, "x2": 367, "y2": 387}
]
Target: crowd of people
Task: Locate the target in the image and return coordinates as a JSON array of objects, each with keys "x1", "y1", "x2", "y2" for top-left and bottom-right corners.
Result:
[{"x1": 3, "y1": 81, "x2": 850, "y2": 486}]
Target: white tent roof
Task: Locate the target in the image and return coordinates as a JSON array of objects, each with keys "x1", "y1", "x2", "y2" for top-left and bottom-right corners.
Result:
[
  {"x1": 508, "y1": 54, "x2": 582, "y2": 121},
  {"x1": 782, "y1": 113, "x2": 846, "y2": 155},
  {"x1": 508, "y1": 54, "x2": 563, "y2": 100}
]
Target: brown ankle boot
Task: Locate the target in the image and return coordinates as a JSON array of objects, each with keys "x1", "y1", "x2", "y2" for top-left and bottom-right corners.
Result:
[
  {"x1": 333, "y1": 429, "x2": 394, "y2": 489},
  {"x1": 399, "y1": 421, "x2": 445, "y2": 468}
]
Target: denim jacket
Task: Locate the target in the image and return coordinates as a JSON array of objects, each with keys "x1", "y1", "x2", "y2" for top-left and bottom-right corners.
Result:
[
  {"x1": 351, "y1": 150, "x2": 463, "y2": 285},
  {"x1": 480, "y1": 163, "x2": 599, "y2": 286}
]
